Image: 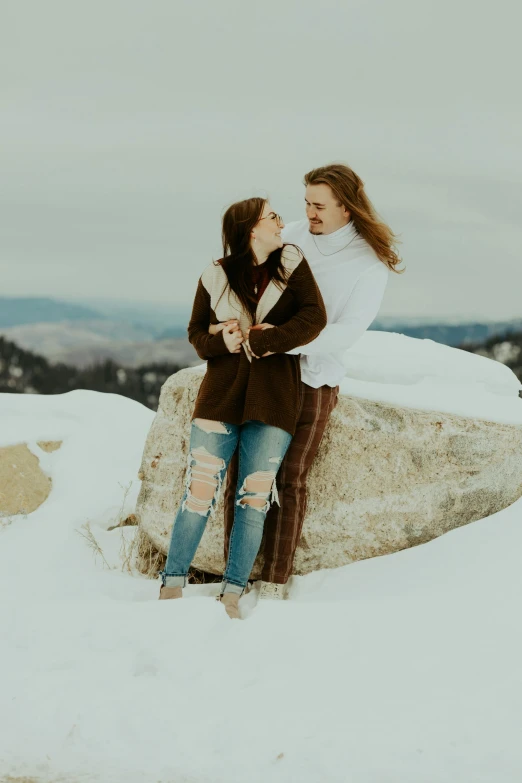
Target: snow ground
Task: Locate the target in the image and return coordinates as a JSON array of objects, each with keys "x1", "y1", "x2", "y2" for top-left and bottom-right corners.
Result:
[{"x1": 1, "y1": 334, "x2": 522, "y2": 783}]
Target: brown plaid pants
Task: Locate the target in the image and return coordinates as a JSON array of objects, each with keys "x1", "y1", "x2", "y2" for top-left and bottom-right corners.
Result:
[{"x1": 224, "y1": 382, "x2": 339, "y2": 584}]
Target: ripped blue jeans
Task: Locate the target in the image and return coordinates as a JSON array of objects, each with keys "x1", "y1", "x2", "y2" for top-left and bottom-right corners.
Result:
[{"x1": 161, "y1": 418, "x2": 292, "y2": 595}]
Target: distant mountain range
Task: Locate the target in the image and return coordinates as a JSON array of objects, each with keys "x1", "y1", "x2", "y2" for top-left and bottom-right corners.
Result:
[
  {"x1": 0, "y1": 297, "x2": 197, "y2": 367},
  {"x1": 0, "y1": 297, "x2": 105, "y2": 328},
  {"x1": 0, "y1": 296, "x2": 189, "y2": 334},
  {"x1": 372, "y1": 318, "x2": 522, "y2": 347},
  {"x1": 1, "y1": 295, "x2": 521, "y2": 366},
  {"x1": 0, "y1": 322, "x2": 199, "y2": 369},
  {"x1": 68, "y1": 296, "x2": 192, "y2": 331}
]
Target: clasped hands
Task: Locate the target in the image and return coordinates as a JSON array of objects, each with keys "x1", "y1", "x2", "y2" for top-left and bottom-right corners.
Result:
[{"x1": 208, "y1": 320, "x2": 274, "y2": 358}]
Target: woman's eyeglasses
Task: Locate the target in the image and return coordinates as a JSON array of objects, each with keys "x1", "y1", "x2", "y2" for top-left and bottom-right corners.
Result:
[{"x1": 259, "y1": 212, "x2": 283, "y2": 226}]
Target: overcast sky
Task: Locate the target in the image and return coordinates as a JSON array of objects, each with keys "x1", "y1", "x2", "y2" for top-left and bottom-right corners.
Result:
[{"x1": 1, "y1": 0, "x2": 521, "y2": 320}]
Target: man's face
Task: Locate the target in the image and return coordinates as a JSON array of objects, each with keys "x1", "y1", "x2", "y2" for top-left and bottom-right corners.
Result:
[{"x1": 305, "y1": 183, "x2": 350, "y2": 235}]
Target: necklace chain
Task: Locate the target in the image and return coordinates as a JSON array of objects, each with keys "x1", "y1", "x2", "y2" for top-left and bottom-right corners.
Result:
[{"x1": 312, "y1": 232, "x2": 357, "y2": 257}]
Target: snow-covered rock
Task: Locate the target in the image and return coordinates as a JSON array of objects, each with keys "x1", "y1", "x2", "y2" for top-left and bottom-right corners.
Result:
[
  {"x1": 340, "y1": 331, "x2": 522, "y2": 423},
  {"x1": 135, "y1": 340, "x2": 522, "y2": 577}
]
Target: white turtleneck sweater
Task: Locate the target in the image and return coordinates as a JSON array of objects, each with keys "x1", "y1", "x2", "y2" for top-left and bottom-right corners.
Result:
[{"x1": 281, "y1": 219, "x2": 389, "y2": 388}]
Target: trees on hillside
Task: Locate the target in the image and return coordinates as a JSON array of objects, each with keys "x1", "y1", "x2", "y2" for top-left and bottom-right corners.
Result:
[{"x1": 0, "y1": 337, "x2": 182, "y2": 410}]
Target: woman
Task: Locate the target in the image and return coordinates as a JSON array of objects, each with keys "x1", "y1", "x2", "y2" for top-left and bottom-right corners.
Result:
[{"x1": 159, "y1": 197, "x2": 327, "y2": 618}]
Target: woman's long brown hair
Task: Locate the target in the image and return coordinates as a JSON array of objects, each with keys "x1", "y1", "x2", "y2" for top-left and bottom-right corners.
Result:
[
  {"x1": 304, "y1": 164, "x2": 404, "y2": 274},
  {"x1": 217, "y1": 197, "x2": 291, "y2": 319}
]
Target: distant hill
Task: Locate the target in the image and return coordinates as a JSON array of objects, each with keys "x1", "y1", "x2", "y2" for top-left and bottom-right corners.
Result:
[
  {"x1": 0, "y1": 322, "x2": 199, "y2": 368},
  {"x1": 372, "y1": 318, "x2": 522, "y2": 347},
  {"x1": 156, "y1": 326, "x2": 190, "y2": 340},
  {"x1": 0, "y1": 297, "x2": 105, "y2": 328},
  {"x1": 1, "y1": 319, "x2": 159, "y2": 354},
  {"x1": 1, "y1": 295, "x2": 190, "y2": 335},
  {"x1": 52, "y1": 337, "x2": 198, "y2": 369},
  {"x1": 0, "y1": 336, "x2": 184, "y2": 411},
  {"x1": 69, "y1": 297, "x2": 192, "y2": 331}
]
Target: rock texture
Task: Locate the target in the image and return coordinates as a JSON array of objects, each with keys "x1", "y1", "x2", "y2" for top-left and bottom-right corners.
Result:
[
  {"x1": 36, "y1": 440, "x2": 62, "y2": 453},
  {"x1": 135, "y1": 367, "x2": 522, "y2": 578},
  {"x1": 0, "y1": 443, "x2": 53, "y2": 516}
]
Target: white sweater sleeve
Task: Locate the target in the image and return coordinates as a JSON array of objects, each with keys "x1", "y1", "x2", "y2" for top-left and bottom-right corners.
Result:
[{"x1": 286, "y1": 262, "x2": 389, "y2": 355}]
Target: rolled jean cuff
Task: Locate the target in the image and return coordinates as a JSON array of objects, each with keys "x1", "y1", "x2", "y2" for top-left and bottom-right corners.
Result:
[
  {"x1": 221, "y1": 580, "x2": 245, "y2": 596},
  {"x1": 161, "y1": 573, "x2": 187, "y2": 588}
]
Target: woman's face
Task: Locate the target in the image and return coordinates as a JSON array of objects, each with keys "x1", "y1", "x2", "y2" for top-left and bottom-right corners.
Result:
[{"x1": 251, "y1": 202, "x2": 285, "y2": 255}]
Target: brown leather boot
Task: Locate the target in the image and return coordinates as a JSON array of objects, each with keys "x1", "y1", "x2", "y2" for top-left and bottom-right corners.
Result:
[
  {"x1": 159, "y1": 585, "x2": 182, "y2": 600},
  {"x1": 218, "y1": 592, "x2": 241, "y2": 619}
]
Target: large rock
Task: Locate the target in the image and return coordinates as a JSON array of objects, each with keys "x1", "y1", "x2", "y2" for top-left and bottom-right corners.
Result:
[{"x1": 135, "y1": 366, "x2": 522, "y2": 577}]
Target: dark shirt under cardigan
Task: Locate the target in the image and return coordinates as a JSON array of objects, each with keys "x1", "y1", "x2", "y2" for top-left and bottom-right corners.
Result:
[{"x1": 187, "y1": 244, "x2": 327, "y2": 436}]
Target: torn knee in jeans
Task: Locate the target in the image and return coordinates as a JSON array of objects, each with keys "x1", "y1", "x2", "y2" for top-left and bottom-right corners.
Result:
[
  {"x1": 239, "y1": 496, "x2": 268, "y2": 509},
  {"x1": 236, "y1": 469, "x2": 279, "y2": 513},
  {"x1": 193, "y1": 418, "x2": 230, "y2": 434},
  {"x1": 182, "y1": 445, "x2": 225, "y2": 517},
  {"x1": 242, "y1": 471, "x2": 276, "y2": 494}
]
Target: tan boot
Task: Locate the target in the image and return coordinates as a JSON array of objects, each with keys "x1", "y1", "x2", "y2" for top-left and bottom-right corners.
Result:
[
  {"x1": 159, "y1": 585, "x2": 182, "y2": 600},
  {"x1": 219, "y1": 592, "x2": 241, "y2": 619}
]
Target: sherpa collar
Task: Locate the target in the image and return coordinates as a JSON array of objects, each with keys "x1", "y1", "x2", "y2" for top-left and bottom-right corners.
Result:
[{"x1": 200, "y1": 245, "x2": 303, "y2": 337}]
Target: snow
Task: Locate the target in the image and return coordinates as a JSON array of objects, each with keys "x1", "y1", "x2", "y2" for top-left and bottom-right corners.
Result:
[
  {"x1": 1, "y1": 333, "x2": 522, "y2": 783},
  {"x1": 341, "y1": 331, "x2": 522, "y2": 424}
]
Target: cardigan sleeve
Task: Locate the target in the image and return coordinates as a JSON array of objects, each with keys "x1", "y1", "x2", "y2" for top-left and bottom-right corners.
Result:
[
  {"x1": 286, "y1": 262, "x2": 388, "y2": 355},
  {"x1": 187, "y1": 279, "x2": 231, "y2": 360},
  {"x1": 247, "y1": 258, "x2": 327, "y2": 356}
]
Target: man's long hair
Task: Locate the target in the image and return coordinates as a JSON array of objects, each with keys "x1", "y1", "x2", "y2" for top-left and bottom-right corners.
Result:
[
  {"x1": 218, "y1": 197, "x2": 290, "y2": 318},
  {"x1": 304, "y1": 164, "x2": 404, "y2": 274}
]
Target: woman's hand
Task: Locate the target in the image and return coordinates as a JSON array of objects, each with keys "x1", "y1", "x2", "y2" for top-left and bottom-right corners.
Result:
[
  {"x1": 222, "y1": 322, "x2": 244, "y2": 353},
  {"x1": 246, "y1": 323, "x2": 275, "y2": 358},
  {"x1": 208, "y1": 319, "x2": 239, "y2": 336}
]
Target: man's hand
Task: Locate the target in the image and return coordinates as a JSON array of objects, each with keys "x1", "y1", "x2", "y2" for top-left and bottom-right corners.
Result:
[
  {"x1": 209, "y1": 319, "x2": 239, "y2": 336},
  {"x1": 246, "y1": 323, "x2": 275, "y2": 358},
  {"x1": 222, "y1": 322, "x2": 244, "y2": 353}
]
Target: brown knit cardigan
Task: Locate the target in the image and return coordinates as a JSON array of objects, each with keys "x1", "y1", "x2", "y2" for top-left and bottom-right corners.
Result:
[{"x1": 187, "y1": 244, "x2": 327, "y2": 436}]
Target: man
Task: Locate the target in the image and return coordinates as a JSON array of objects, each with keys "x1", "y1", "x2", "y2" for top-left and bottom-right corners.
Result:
[{"x1": 224, "y1": 163, "x2": 402, "y2": 598}]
